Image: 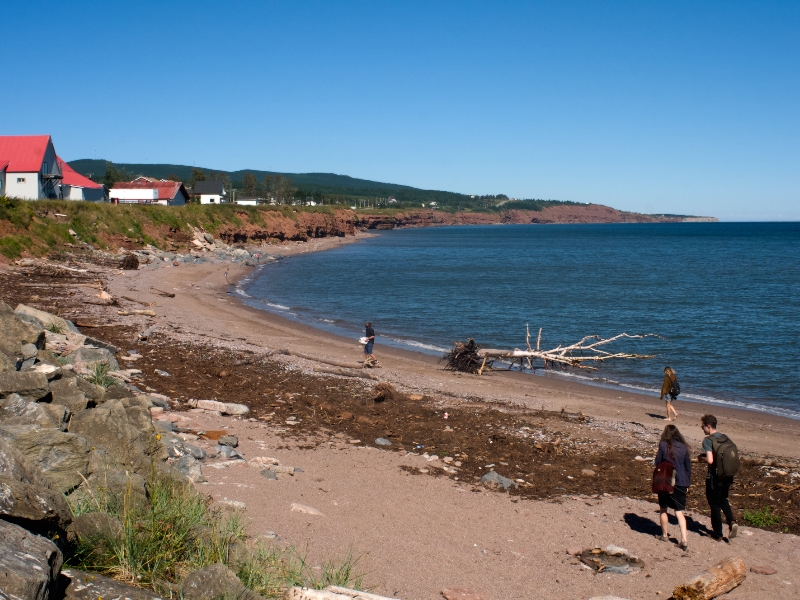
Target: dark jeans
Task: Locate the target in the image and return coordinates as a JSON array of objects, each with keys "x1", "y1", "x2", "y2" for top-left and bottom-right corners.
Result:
[{"x1": 705, "y1": 476, "x2": 735, "y2": 537}]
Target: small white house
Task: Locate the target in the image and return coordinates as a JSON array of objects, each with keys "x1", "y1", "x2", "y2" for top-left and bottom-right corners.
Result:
[
  {"x1": 0, "y1": 135, "x2": 62, "y2": 199},
  {"x1": 56, "y1": 157, "x2": 107, "y2": 202},
  {"x1": 193, "y1": 180, "x2": 226, "y2": 204}
]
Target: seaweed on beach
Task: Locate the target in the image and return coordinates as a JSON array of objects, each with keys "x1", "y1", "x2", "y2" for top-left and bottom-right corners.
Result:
[{"x1": 441, "y1": 338, "x2": 492, "y2": 374}]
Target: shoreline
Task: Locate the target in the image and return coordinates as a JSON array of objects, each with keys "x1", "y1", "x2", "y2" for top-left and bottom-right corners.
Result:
[{"x1": 102, "y1": 243, "x2": 800, "y2": 462}]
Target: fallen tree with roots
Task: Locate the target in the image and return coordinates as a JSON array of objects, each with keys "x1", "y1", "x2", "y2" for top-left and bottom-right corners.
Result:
[{"x1": 442, "y1": 326, "x2": 660, "y2": 375}]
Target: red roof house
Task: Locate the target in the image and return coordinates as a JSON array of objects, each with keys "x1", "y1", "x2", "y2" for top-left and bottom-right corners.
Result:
[
  {"x1": 110, "y1": 178, "x2": 189, "y2": 206},
  {"x1": 0, "y1": 135, "x2": 62, "y2": 199},
  {"x1": 56, "y1": 156, "x2": 107, "y2": 202}
]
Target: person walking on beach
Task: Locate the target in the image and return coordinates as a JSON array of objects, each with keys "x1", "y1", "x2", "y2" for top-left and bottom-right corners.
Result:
[
  {"x1": 224, "y1": 268, "x2": 229, "y2": 284},
  {"x1": 363, "y1": 322, "x2": 376, "y2": 364},
  {"x1": 660, "y1": 366, "x2": 680, "y2": 421},
  {"x1": 654, "y1": 424, "x2": 692, "y2": 551},
  {"x1": 701, "y1": 414, "x2": 739, "y2": 541}
]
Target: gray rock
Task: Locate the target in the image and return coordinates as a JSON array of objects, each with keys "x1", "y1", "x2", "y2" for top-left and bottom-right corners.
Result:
[
  {"x1": 70, "y1": 399, "x2": 166, "y2": 476},
  {"x1": 48, "y1": 377, "x2": 92, "y2": 412},
  {"x1": 261, "y1": 468, "x2": 278, "y2": 480},
  {"x1": 173, "y1": 455, "x2": 205, "y2": 483},
  {"x1": 15, "y1": 303, "x2": 79, "y2": 334},
  {"x1": 375, "y1": 437, "x2": 392, "y2": 446},
  {"x1": 42, "y1": 403, "x2": 71, "y2": 431},
  {"x1": 103, "y1": 385, "x2": 136, "y2": 402},
  {"x1": 0, "y1": 425, "x2": 91, "y2": 493},
  {"x1": 82, "y1": 336, "x2": 119, "y2": 355},
  {"x1": 0, "y1": 393, "x2": 63, "y2": 429},
  {"x1": 20, "y1": 356, "x2": 37, "y2": 370},
  {"x1": 154, "y1": 369, "x2": 171, "y2": 377},
  {"x1": 64, "y1": 346, "x2": 119, "y2": 371},
  {"x1": 67, "y1": 511, "x2": 123, "y2": 542},
  {"x1": 155, "y1": 420, "x2": 176, "y2": 433},
  {"x1": 0, "y1": 436, "x2": 54, "y2": 488},
  {"x1": 203, "y1": 232, "x2": 214, "y2": 244},
  {"x1": 21, "y1": 343, "x2": 39, "y2": 360},
  {"x1": 0, "y1": 519, "x2": 63, "y2": 600},
  {"x1": 183, "y1": 443, "x2": 206, "y2": 460},
  {"x1": 0, "y1": 349, "x2": 16, "y2": 373},
  {"x1": 14, "y1": 311, "x2": 47, "y2": 331},
  {"x1": 0, "y1": 371, "x2": 51, "y2": 402},
  {"x1": 61, "y1": 568, "x2": 164, "y2": 600},
  {"x1": 182, "y1": 563, "x2": 259, "y2": 600},
  {"x1": 0, "y1": 477, "x2": 74, "y2": 533},
  {"x1": 480, "y1": 470, "x2": 518, "y2": 490},
  {"x1": 69, "y1": 469, "x2": 148, "y2": 511},
  {"x1": 140, "y1": 393, "x2": 170, "y2": 409},
  {"x1": 215, "y1": 444, "x2": 243, "y2": 460},
  {"x1": 0, "y1": 301, "x2": 46, "y2": 360},
  {"x1": 218, "y1": 434, "x2": 238, "y2": 448}
]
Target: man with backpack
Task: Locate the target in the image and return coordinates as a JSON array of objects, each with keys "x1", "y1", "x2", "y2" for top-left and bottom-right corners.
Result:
[{"x1": 701, "y1": 414, "x2": 739, "y2": 541}]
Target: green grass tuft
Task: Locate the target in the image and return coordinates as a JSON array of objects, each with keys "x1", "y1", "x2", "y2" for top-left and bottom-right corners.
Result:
[
  {"x1": 84, "y1": 363, "x2": 118, "y2": 388},
  {"x1": 742, "y1": 506, "x2": 781, "y2": 528},
  {"x1": 66, "y1": 471, "x2": 366, "y2": 597}
]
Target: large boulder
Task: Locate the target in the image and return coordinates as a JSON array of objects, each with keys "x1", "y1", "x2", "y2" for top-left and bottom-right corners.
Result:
[
  {"x1": 68, "y1": 468, "x2": 148, "y2": 512},
  {"x1": 0, "y1": 349, "x2": 16, "y2": 373},
  {"x1": 48, "y1": 377, "x2": 93, "y2": 412},
  {"x1": 14, "y1": 303, "x2": 80, "y2": 335},
  {"x1": 0, "y1": 301, "x2": 46, "y2": 360},
  {"x1": 63, "y1": 346, "x2": 119, "y2": 372},
  {"x1": 182, "y1": 563, "x2": 259, "y2": 600},
  {"x1": 0, "y1": 393, "x2": 63, "y2": 429},
  {"x1": 0, "y1": 371, "x2": 51, "y2": 402},
  {"x1": 67, "y1": 511, "x2": 123, "y2": 543},
  {"x1": 0, "y1": 425, "x2": 91, "y2": 493},
  {"x1": 0, "y1": 519, "x2": 63, "y2": 600},
  {"x1": 0, "y1": 436, "x2": 54, "y2": 488},
  {"x1": 69, "y1": 399, "x2": 165, "y2": 475},
  {"x1": 61, "y1": 569, "x2": 164, "y2": 600},
  {"x1": 51, "y1": 372, "x2": 105, "y2": 406},
  {"x1": 0, "y1": 477, "x2": 73, "y2": 534}
]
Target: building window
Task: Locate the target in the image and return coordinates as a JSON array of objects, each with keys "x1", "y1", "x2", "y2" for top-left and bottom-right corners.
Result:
[{"x1": 17, "y1": 177, "x2": 26, "y2": 183}]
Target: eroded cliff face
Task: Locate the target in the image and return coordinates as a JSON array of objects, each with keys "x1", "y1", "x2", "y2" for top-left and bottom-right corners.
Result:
[{"x1": 215, "y1": 209, "x2": 357, "y2": 244}]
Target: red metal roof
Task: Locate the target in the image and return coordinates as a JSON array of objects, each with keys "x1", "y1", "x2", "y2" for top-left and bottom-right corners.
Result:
[
  {"x1": 112, "y1": 180, "x2": 188, "y2": 201},
  {"x1": 0, "y1": 135, "x2": 52, "y2": 172},
  {"x1": 56, "y1": 156, "x2": 103, "y2": 189}
]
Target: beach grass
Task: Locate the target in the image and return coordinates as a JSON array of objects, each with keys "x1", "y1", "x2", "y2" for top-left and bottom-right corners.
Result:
[{"x1": 65, "y1": 470, "x2": 365, "y2": 597}]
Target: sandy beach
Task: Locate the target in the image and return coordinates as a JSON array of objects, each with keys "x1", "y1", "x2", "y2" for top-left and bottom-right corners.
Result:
[{"x1": 2, "y1": 235, "x2": 799, "y2": 599}]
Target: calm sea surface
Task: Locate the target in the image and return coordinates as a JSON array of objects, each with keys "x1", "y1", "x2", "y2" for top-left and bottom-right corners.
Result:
[{"x1": 241, "y1": 223, "x2": 800, "y2": 419}]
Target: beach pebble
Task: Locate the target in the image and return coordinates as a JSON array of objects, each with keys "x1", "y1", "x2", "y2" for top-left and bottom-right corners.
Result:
[
  {"x1": 581, "y1": 469, "x2": 596, "y2": 477},
  {"x1": 261, "y1": 469, "x2": 278, "y2": 480},
  {"x1": 751, "y1": 565, "x2": 778, "y2": 575},
  {"x1": 454, "y1": 461, "x2": 462, "y2": 467},
  {"x1": 249, "y1": 456, "x2": 280, "y2": 467},
  {"x1": 634, "y1": 456, "x2": 645, "y2": 461},
  {"x1": 443, "y1": 456, "x2": 454, "y2": 463},
  {"x1": 567, "y1": 546, "x2": 584, "y2": 555},
  {"x1": 375, "y1": 438, "x2": 392, "y2": 446},
  {"x1": 217, "y1": 499, "x2": 246, "y2": 511},
  {"x1": 349, "y1": 439, "x2": 361, "y2": 444}
]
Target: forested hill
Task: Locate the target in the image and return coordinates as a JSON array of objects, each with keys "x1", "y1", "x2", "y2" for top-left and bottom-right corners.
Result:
[
  {"x1": 68, "y1": 159, "x2": 476, "y2": 205},
  {"x1": 67, "y1": 159, "x2": 568, "y2": 209}
]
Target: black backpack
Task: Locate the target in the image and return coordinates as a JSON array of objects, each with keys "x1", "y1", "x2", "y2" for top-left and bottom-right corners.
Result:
[
  {"x1": 669, "y1": 378, "x2": 680, "y2": 397},
  {"x1": 710, "y1": 434, "x2": 740, "y2": 478}
]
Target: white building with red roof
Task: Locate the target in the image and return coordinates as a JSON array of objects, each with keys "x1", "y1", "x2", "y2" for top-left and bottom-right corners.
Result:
[
  {"x1": 56, "y1": 157, "x2": 107, "y2": 202},
  {"x1": 110, "y1": 176, "x2": 189, "y2": 206},
  {"x1": 0, "y1": 135, "x2": 63, "y2": 199}
]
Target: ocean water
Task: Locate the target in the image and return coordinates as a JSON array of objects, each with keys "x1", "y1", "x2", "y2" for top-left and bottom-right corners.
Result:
[{"x1": 241, "y1": 222, "x2": 800, "y2": 419}]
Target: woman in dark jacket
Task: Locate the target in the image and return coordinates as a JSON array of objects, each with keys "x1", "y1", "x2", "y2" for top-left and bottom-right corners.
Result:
[{"x1": 655, "y1": 424, "x2": 692, "y2": 550}]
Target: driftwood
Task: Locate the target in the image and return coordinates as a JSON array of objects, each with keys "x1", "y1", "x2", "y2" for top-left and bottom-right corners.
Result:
[
  {"x1": 313, "y1": 366, "x2": 379, "y2": 381},
  {"x1": 150, "y1": 287, "x2": 175, "y2": 298},
  {"x1": 673, "y1": 556, "x2": 746, "y2": 600},
  {"x1": 121, "y1": 296, "x2": 156, "y2": 307},
  {"x1": 444, "y1": 326, "x2": 658, "y2": 374},
  {"x1": 441, "y1": 338, "x2": 492, "y2": 374},
  {"x1": 118, "y1": 309, "x2": 156, "y2": 317},
  {"x1": 284, "y1": 586, "x2": 397, "y2": 600},
  {"x1": 284, "y1": 350, "x2": 362, "y2": 370}
]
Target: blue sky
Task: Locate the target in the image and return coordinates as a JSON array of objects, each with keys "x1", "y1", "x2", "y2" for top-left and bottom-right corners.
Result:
[{"x1": 4, "y1": 1, "x2": 798, "y2": 220}]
